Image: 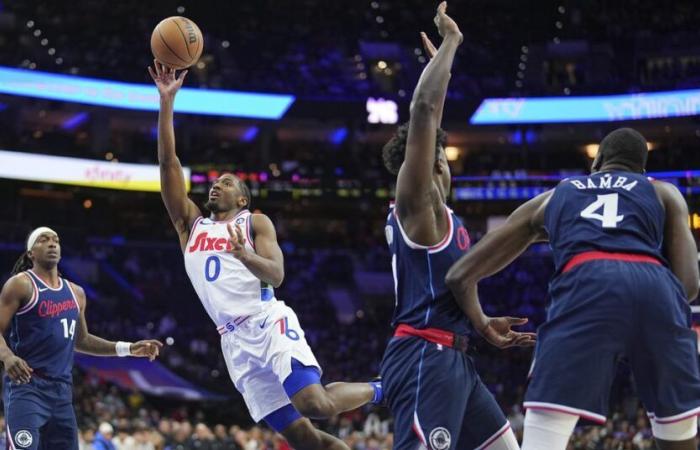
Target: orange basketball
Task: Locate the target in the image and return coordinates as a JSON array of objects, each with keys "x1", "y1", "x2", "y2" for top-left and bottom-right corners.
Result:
[{"x1": 150, "y1": 16, "x2": 203, "y2": 70}]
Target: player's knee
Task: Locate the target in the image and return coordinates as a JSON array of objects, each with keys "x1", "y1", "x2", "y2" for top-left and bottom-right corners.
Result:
[{"x1": 651, "y1": 415, "x2": 697, "y2": 443}]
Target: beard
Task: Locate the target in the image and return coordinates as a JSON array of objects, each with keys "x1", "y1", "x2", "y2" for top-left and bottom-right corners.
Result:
[{"x1": 205, "y1": 199, "x2": 223, "y2": 212}]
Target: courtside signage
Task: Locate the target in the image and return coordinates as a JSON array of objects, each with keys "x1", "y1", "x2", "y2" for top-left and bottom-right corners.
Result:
[
  {"x1": 0, "y1": 149, "x2": 190, "y2": 192},
  {"x1": 0, "y1": 66, "x2": 295, "y2": 119},
  {"x1": 471, "y1": 89, "x2": 700, "y2": 124}
]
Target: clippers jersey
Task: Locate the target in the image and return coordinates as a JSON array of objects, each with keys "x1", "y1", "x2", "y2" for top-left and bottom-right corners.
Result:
[
  {"x1": 183, "y1": 210, "x2": 277, "y2": 326},
  {"x1": 8, "y1": 270, "x2": 80, "y2": 383},
  {"x1": 385, "y1": 204, "x2": 472, "y2": 335},
  {"x1": 545, "y1": 171, "x2": 666, "y2": 274}
]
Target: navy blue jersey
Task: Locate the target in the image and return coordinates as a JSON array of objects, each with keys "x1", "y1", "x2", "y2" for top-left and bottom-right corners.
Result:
[
  {"x1": 386, "y1": 205, "x2": 472, "y2": 335},
  {"x1": 545, "y1": 171, "x2": 665, "y2": 273},
  {"x1": 8, "y1": 270, "x2": 80, "y2": 383}
]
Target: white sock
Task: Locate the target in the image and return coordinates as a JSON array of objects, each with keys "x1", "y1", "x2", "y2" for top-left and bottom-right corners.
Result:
[
  {"x1": 478, "y1": 426, "x2": 520, "y2": 450},
  {"x1": 521, "y1": 409, "x2": 579, "y2": 450},
  {"x1": 651, "y1": 414, "x2": 698, "y2": 441}
]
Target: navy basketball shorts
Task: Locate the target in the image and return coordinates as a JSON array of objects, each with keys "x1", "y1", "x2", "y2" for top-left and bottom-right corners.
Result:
[
  {"x1": 381, "y1": 336, "x2": 510, "y2": 450},
  {"x1": 525, "y1": 260, "x2": 700, "y2": 424},
  {"x1": 3, "y1": 376, "x2": 78, "y2": 450}
]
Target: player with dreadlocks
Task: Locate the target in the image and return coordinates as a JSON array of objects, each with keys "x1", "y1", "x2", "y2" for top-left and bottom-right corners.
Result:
[{"x1": 1, "y1": 227, "x2": 162, "y2": 450}]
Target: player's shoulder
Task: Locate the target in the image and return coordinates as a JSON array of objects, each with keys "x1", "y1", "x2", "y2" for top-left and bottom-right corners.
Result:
[
  {"x1": 1, "y1": 272, "x2": 33, "y2": 300},
  {"x1": 250, "y1": 212, "x2": 274, "y2": 227},
  {"x1": 649, "y1": 178, "x2": 678, "y2": 192},
  {"x1": 650, "y1": 179, "x2": 687, "y2": 211},
  {"x1": 66, "y1": 280, "x2": 85, "y2": 297},
  {"x1": 4, "y1": 272, "x2": 32, "y2": 289}
]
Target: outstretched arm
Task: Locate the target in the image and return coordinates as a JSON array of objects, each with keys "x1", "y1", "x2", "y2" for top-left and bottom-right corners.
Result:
[
  {"x1": 446, "y1": 191, "x2": 552, "y2": 347},
  {"x1": 395, "y1": 2, "x2": 462, "y2": 216},
  {"x1": 149, "y1": 62, "x2": 201, "y2": 249},
  {"x1": 72, "y1": 283, "x2": 163, "y2": 360},
  {"x1": 226, "y1": 215, "x2": 285, "y2": 288},
  {"x1": 0, "y1": 275, "x2": 34, "y2": 383},
  {"x1": 654, "y1": 181, "x2": 699, "y2": 300}
]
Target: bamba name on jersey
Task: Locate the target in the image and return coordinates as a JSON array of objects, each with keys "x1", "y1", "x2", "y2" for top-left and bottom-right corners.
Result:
[{"x1": 569, "y1": 174, "x2": 639, "y2": 191}]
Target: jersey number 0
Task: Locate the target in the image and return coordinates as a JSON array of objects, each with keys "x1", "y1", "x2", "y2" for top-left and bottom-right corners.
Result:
[{"x1": 205, "y1": 256, "x2": 221, "y2": 282}]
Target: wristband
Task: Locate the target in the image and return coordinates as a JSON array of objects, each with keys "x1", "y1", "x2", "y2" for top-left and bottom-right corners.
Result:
[{"x1": 115, "y1": 341, "x2": 132, "y2": 357}]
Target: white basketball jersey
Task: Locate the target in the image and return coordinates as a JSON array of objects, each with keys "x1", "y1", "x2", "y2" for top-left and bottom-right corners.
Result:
[{"x1": 183, "y1": 210, "x2": 277, "y2": 326}]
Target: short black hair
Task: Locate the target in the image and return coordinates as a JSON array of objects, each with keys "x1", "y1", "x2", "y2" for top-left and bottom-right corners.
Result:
[
  {"x1": 597, "y1": 128, "x2": 648, "y2": 172},
  {"x1": 382, "y1": 122, "x2": 448, "y2": 176},
  {"x1": 237, "y1": 178, "x2": 252, "y2": 209}
]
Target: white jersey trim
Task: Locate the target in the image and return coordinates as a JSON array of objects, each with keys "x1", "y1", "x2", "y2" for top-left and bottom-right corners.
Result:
[
  {"x1": 64, "y1": 280, "x2": 81, "y2": 313},
  {"x1": 246, "y1": 214, "x2": 256, "y2": 251},
  {"x1": 28, "y1": 269, "x2": 63, "y2": 291},
  {"x1": 185, "y1": 216, "x2": 205, "y2": 249},
  {"x1": 392, "y1": 204, "x2": 454, "y2": 254},
  {"x1": 16, "y1": 272, "x2": 38, "y2": 315}
]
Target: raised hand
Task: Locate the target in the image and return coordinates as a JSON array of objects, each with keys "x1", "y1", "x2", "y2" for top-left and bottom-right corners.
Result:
[
  {"x1": 148, "y1": 60, "x2": 188, "y2": 99},
  {"x1": 130, "y1": 340, "x2": 164, "y2": 362},
  {"x1": 434, "y1": 2, "x2": 463, "y2": 43},
  {"x1": 420, "y1": 32, "x2": 438, "y2": 60},
  {"x1": 478, "y1": 316, "x2": 537, "y2": 349},
  {"x1": 227, "y1": 223, "x2": 250, "y2": 261},
  {"x1": 3, "y1": 354, "x2": 33, "y2": 384}
]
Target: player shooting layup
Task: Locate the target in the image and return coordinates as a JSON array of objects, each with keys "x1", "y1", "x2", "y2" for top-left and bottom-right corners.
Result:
[{"x1": 149, "y1": 62, "x2": 381, "y2": 450}]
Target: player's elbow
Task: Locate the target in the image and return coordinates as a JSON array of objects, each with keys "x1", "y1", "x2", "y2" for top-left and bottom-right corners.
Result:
[
  {"x1": 271, "y1": 268, "x2": 284, "y2": 288},
  {"x1": 445, "y1": 262, "x2": 473, "y2": 294},
  {"x1": 409, "y1": 98, "x2": 437, "y2": 117},
  {"x1": 74, "y1": 336, "x2": 88, "y2": 352}
]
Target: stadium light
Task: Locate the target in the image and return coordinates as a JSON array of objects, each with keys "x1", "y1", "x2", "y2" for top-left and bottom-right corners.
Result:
[
  {"x1": 0, "y1": 66, "x2": 295, "y2": 120},
  {"x1": 471, "y1": 88, "x2": 700, "y2": 124}
]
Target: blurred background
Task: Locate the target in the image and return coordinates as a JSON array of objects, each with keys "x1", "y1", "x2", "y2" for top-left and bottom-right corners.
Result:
[{"x1": 0, "y1": 0, "x2": 699, "y2": 449}]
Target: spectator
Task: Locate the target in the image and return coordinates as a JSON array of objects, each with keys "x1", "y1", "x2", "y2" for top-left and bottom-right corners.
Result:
[{"x1": 94, "y1": 422, "x2": 117, "y2": 450}]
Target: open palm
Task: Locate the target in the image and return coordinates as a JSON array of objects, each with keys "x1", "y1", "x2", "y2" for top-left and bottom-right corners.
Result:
[
  {"x1": 480, "y1": 316, "x2": 536, "y2": 349},
  {"x1": 148, "y1": 60, "x2": 187, "y2": 99}
]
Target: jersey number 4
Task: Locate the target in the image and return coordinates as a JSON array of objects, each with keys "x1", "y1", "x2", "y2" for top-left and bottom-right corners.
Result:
[
  {"x1": 580, "y1": 193, "x2": 624, "y2": 228},
  {"x1": 60, "y1": 318, "x2": 76, "y2": 340}
]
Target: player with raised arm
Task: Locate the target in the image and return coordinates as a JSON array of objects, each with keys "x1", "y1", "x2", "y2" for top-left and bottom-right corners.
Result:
[
  {"x1": 1, "y1": 227, "x2": 162, "y2": 450},
  {"x1": 379, "y1": 3, "x2": 532, "y2": 449},
  {"x1": 148, "y1": 62, "x2": 380, "y2": 450},
  {"x1": 446, "y1": 128, "x2": 700, "y2": 450}
]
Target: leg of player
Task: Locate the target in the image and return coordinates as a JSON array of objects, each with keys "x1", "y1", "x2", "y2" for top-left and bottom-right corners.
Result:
[
  {"x1": 651, "y1": 415, "x2": 698, "y2": 450},
  {"x1": 278, "y1": 416, "x2": 350, "y2": 450},
  {"x1": 521, "y1": 409, "x2": 579, "y2": 450},
  {"x1": 291, "y1": 381, "x2": 378, "y2": 419},
  {"x1": 477, "y1": 428, "x2": 520, "y2": 450},
  {"x1": 283, "y1": 358, "x2": 380, "y2": 419},
  {"x1": 264, "y1": 404, "x2": 350, "y2": 450}
]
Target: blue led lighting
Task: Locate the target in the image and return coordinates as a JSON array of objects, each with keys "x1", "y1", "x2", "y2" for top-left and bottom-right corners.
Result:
[
  {"x1": 330, "y1": 127, "x2": 348, "y2": 144},
  {"x1": 241, "y1": 126, "x2": 259, "y2": 142},
  {"x1": 471, "y1": 89, "x2": 700, "y2": 124},
  {"x1": 0, "y1": 66, "x2": 295, "y2": 119},
  {"x1": 62, "y1": 112, "x2": 89, "y2": 130}
]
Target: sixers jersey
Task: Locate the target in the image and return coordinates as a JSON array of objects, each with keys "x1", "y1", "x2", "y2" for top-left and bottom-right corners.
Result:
[
  {"x1": 183, "y1": 210, "x2": 276, "y2": 327},
  {"x1": 386, "y1": 204, "x2": 472, "y2": 335},
  {"x1": 545, "y1": 171, "x2": 665, "y2": 273},
  {"x1": 8, "y1": 270, "x2": 80, "y2": 383}
]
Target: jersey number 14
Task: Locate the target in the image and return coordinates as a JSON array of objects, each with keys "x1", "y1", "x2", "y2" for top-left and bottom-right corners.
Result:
[
  {"x1": 60, "y1": 318, "x2": 76, "y2": 340},
  {"x1": 581, "y1": 193, "x2": 624, "y2": 228}
]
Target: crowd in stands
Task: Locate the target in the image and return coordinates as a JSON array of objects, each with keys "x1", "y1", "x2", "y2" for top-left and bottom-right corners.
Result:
[{"x1": 3, "y1": 0, "x2": 700, "y2": 98}]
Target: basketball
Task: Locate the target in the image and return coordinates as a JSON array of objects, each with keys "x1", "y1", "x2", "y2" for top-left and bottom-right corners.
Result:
[{"x1": 150, "y1": 16, "x2": 203, "y2": 70}]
